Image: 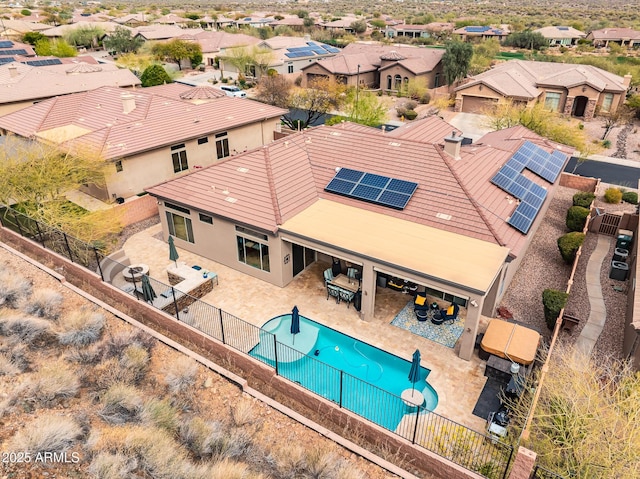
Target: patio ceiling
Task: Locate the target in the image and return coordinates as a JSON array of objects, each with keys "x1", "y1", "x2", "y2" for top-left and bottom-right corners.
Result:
[{"x1": 279, "y1": 199, "x2": 510, "y2": 294}]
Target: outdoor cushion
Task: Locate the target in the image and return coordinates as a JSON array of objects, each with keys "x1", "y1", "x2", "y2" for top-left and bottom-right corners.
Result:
[
  {"x1": 415, "y1": 295, "x2": 426, "y2": 306},
  {"x1": 160, "y1": 288, "x2": 173, "y2": 298},
  {"x1": 447, "y1": 305, "x2": 454, "y2": 315}
]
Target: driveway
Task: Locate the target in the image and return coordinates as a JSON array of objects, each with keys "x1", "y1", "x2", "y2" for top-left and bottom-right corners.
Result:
[{"x1": 447, "y1": 112, "x2": 495, "y2": 142}]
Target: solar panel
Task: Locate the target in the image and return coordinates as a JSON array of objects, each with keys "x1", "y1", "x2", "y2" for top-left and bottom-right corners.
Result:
[
  {"x1": 519, "y1": 141, "x2": 566, "y2": 183},
  {"x1": 558, "y1": 26, "x2": 569, "y2": 30},
  {"x1": 324, "y1": 46, "x2": 340, "y2": 53},
  {"x1": 0, "y1": 57, "x2": 14, "y2": 64},
  {"x1": 0, "y1": 41, "x2": 14, "y2": 48},
  {"x1": 25, "y1": 58, "x2": 63, "y2": 66},
  {"x1": 0, "y1": 49, "x2": 27, "y2": 56},
  {"x1": 325, "y1": 168, "x2": 418, "y2": 210}
]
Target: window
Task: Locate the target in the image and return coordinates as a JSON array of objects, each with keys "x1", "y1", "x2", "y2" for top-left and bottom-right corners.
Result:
[
  {"x1": 237, "y1": 236, "x2": 270, "y2": 272},
  {"x1": 166, "y1": 211, "x2": 194, "y2": 243},
  {"x1": 165, "y1": 202, "x2": 190, "y2": 214},
  {"x1": 197, "y1": 137, "x2": 208, "y2": 145},
  {"x1": 425, "y1": 287, "x2": 468, "y2": 308},
  {"x1": 215, "y1": 132, "x2": 229, "y2": 159},
  {"x1": 199, "y1": 213, "x2": 213, "y2": 224},
  {"x1": 601, "y1": 93, "x2": 614, "y2": 113},
  {"x1": 171, "y1": 143, "x2": 188, "y2": 172},
  {"x1": 386, "y1": 75, "x2": 392, "y2": 90},
  {"x1": 394, "y1": 75, "x2": 402, "y2": 90},
  {"x1": 544, "y1": 92, "x2": 562, "y2": 111},
  {"x1": 288, "y1": 64, "x2": 294, "y2": 74},
  {"x1": 235, "y1": 225, "x2": 268, "y2": 240},
  {"x1": 115, "y1": 160, "x2": 123, "y2": 172}
]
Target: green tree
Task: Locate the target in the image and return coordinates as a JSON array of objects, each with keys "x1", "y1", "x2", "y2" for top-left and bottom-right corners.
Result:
[
  {"x1": 344, "y1": 89, "x2": 387, "y2": 126},
  {"x1": 140, "y1": 64, "x2": 172, "y2": 87},
  {"x1": 34, "y1": 38, "x2": 77, "y2": 57},
  {"x1": 369, "y1": 19, "x2": 386, "y2": 29},
  {"x1": 442, "y1": 41, "x2": 473, "y2": 85},
  {"x1": 350, "y1": 20, "x2": 367, "y2": 34},
  {"x1": 103, "y1": 26, "x2": 144, "y2": 54},
  {"x1": 22, "y1": 31, "x2": 45, "y2": 45},
  {"x1": 64, "y1": 26, "x2": 104, "y2": 49},
  {"x1": 151, "y1": 39, "x2": 202, "y2": 70},
  {"x1": 223, "y1": 46, "x2": 275, "y2": 79},
  {"x1": 20, "y1": 9, "x2": 31, "y2": 16},
  {"x1": 503, "y1": 31, "x2": 547, "y2": 50},
  {"x1": 470, "y1": 39, "x2": 500, "y2": 75},
  {"x1": 116, "y1": 53, "x2": 155, "y2": 77}
]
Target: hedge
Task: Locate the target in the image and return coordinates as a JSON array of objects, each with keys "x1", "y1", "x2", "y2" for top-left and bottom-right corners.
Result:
[
  {"x1": 557, "y1": 232, "x2": 585, "y2": 264},
  {"x1": 566, "y1": 206, "x2": 590, "y2": 232},
  {"x1": 542, "y1": 288, "x2": 569, "y2": 330},
  {"x1": 622, "y1": 191, "x2": 638, "y2": 204},
  {"x1": 572, "y1": 191, "x2": 595, "y2": 208},
  {"x1": 604, "y1": 187, "x2": 622, "y2": 204}
]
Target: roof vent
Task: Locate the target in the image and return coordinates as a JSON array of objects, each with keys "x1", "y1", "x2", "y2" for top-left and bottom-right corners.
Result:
[
  {"x1": 329, "y1": 131, "x2": 342, "y2": 136},
  {"x1": 225, "y1": 197, "x2": 237, "y2": 203},
  {"x1": 443, "y1": 130, "x2": 463, "y2": 160},
  {"x1": 436, "y1": 213, "x2": 452, "y2": 220},
  {"x1": 388, "y1": 141, "x2": 401, "y2": 147},
  {"x1": 121, "y1": 93, "x2": 136, "y2": 114},
  {"x1": 237, "y1": 167, "x2": 249, "y2": 173}
]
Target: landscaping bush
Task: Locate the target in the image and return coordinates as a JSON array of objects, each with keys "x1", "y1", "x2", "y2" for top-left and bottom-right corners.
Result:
[
  {"x1": 57, "y1": 309, "x2": 105, "y2": 346},
  {"x1": 622, "y1": 191, "x2": 638, "y2": 204},
  {"x1": 404, "y1": 110, "x2": 418, "y2": 120},
  {"x1": 566, "y1": 206, "x2": 590, "y2": 232},
  {"x1": 99, "y1": 383, "x2": 143, "y2": 424},
  {"x1": 404, "y1": 100, "x2": 418, "y2": 110},
  {"x1": 604, "y1": 187, "x2": 623, "y2": 204},
  {"x1": 0, "y1": 353, "x2": 21, "y2": 376},
  {"x1": 572, "y1": 191, "x2": 595, "y2": 208},
  {"x1": 7, "y1": 415, "x2": 82, "y2": 454},
  {"x1": 419, "y1": 92, "x2": 431, "y2": 104},
  {"x1": 542, "y1": 289, "x2": 569, "y2": 330},
  {"x1": 21, "y1": 288, "x2": 63, "y2": 319},
  {"x1": 557, "y1": 232, "x2": 585, "y2": 264},
  {"x1": 0, "y1": 269, "x2": 32, "y2": 308}
]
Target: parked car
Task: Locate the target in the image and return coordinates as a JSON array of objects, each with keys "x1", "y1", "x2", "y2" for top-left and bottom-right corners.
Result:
[{"x1": 218, "y1": 85, "x2": 247, "y2": 98}]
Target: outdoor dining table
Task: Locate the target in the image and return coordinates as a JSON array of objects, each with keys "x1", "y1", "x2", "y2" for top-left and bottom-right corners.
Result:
[{"x1": 329, "y1": 274, "x2": 359, "y2": 293}]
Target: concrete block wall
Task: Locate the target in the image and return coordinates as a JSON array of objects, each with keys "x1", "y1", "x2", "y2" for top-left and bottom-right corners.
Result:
[
  {"x1": 559, "y1": 172, "x2": 598, "y2": 192},
  {"x1": 116, "y1": 194, "x2": 159, "y2": 226}
]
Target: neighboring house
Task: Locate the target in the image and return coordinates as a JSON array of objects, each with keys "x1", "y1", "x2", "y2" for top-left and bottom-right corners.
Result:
[
  {"x1": 70, "y1": 11, "x2": 113, "y2": 24},
  {"x1": 533, "y1": 26, "x2": 586, "y2": 47},
  {"x1": 0, "y1": 19, "x2": 51, "y2": 39},
  {"x1": 454, "y1": 60, "x2": 630, "y2": 119},
  {"x1": 0, "y1": 84, "x2": 287, "y2": 201},
  {"x1": 130, "y1": 25, "x2": 204, "y2": 42},
  {"x1": 301, "y1": 43, "x2": 445, "y2": 91},
  {"x1": 233, "y1": 16, "x2": 276, "y2": 28},
  {"x1": 322, "y1": 17, "x2": 361, "y2": 34},
  {"x1": 454, "y1": 25, "x2": 510, "y2": 42},
  {"x1": 586, "y1": 28, "x2": 640, "y2": 48},
  {"x1": 112, "y1": 14, "x2": 150, "y2": 28},
  {"x1": 188, "y1": 31, "x2": 260, "y2": 68},
  {"x1": 0, "y1": 60, "x2": 140, "y2": 115},
  {"x1": 221, "y1": 35, "x2": 340, "y2": 79},
  {"x1": 0, "y1": 39, "x2": 35, "y2": 59},
  {"x1": 152, "y1": 13, "x2": 191, "y2": 27},
  {"x1": 145, "y1": 118, "x2": 571, "y2": 362},
  {"x1": 269, "y1": 16, "x2": 314, "y2": 31},
  {"x1": 385, "y1": 22, "x2": 454, "y2": 40},
  {"x1": 41, "y1": 21, "x2": 124, "y2": 40}
]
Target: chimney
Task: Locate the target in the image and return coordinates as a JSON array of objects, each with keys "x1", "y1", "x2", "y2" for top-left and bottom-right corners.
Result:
[
  {"x1": 623, "y1": 73, "x2": 632, "y2": 89},
  {"x1": 443, "y1": 130, "x2": 463, "y2": 160},
  {"x1": 121, "y1": 93, "x2": 136, "y2": 114},
  {"x1": 8, "y1": 64, "x2": 18, "y2": 78}
]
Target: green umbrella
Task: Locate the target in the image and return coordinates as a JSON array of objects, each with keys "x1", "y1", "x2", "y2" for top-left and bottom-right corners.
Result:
[
  {"x1": 168, "y1": 236, "x2": 179, "y2": 267},
  {"x1": 408, "y1": 349, "x2": 421, "y2": 392},
  {"x1": 141, "y1": 275, "x2": 157, "y2": 303}
]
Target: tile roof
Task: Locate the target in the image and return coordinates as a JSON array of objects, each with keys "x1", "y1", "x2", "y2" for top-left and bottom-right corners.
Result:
[
  {"x1": 388, "y1": 116, "x2": 461, "y2": 143},
  {"x1": 191, "y1": 31, "x2": 260, "y2": 53},
  {"x1": 131, "y1": 25, "x2": 204, "y2": 40},
  {"x1": 457, "y1": 60, "x2": 627, "y2": 97},
  {"x1": 146, "y1": 122, "x2": 569, "y2": 256},
  {"x1": 0, "y1": 19, "x2": 51, "y2": 34},
  {"x1": 533, "y1": 26, "x2": 586, "y2": 39},
  {"x1": 0, "y1": 85, "x2": 287, "y2": 160},
  {"x1": 0, "y1": 62, "x2": 141, "y2": 105},
  {"x1": 587, "y1": 28, "x2": 640, "y2": 41},
  {"x1": 42, "y1": 21, "x2": 123, "y2": 37}
]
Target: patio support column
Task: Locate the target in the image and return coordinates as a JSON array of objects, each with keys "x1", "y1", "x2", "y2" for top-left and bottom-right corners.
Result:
[
  {"x1": 359, "y1": 262, "x2": 376, "y2": 321},
  {"x1": 458, "y1": 295, "x2": 484, "y2": 361}
]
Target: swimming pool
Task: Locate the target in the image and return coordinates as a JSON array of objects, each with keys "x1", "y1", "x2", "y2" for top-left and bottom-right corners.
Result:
[{"x1": 250, "y1": 314, "x2": 438, "y2": 431}]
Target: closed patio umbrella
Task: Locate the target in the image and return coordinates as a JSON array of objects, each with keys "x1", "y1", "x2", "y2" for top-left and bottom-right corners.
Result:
[
  {"x1": 408, "y1": 349, "x2": 421, "y2": 392},
  {"x1": 141, "y1": 274, "x2": 157, "y2": 303},
  {"x1": 168, "y1": 236, "x2": 179, "y2": 267},
  {"x1": 291, "y1": 305, "x2": 300, "y2": 344}
]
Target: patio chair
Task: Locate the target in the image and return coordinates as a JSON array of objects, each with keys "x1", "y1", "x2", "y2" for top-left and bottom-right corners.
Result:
[
  {"x1": 433, "y1": 303, "x2": 459, "y2": 325},
  {"x1": 323, "y1": 268, "x2": 334, "y2": 284},
  {"x1": 327, "y1": 284, "x2": 341, "y2": 303},
  {"x1": 347, "y1": 267, "x2": 360, "y2": 285},
  {"x1": 339, "y1": 288, "x2": 355, "y2": 308}
]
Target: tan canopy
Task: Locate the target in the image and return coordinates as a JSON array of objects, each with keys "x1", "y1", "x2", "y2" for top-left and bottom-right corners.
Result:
[{"x1": 481, "y1": 319, "x2": 540, "y2": 365}]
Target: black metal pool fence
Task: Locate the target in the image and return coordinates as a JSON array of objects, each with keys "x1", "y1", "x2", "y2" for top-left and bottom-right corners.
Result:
[{"x1": 0, "y1": 207, "x2": 514, "y2": 479}]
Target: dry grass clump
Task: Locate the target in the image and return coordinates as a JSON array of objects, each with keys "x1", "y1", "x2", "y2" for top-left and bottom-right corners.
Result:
[
  {"x1": 99, "y1": 329, "x2": 155, "y2": 359},
  {"x1": 11, "y1": 360, "x2": 80, "y2": 408},
  {"x1": 164, "y1": 355, "x2": 198, "y2": 393},
  {"x1": 141, "y1": 398, "x2": 179, "y2": 433},
  {"x1": 21, "y1": 288, "x2": 63, "y2": 319},
  {"x1": 269, "y1": 444, "x2": 355, "y2": 479},
  {"x1": 0, "y1": 310, "x2": 52, "y2": 343},
  {"x1": 93, "y1": 344, "x2": 149, "y2": 389},
  {"x1": 0, "y1": 268, "x2": 32, "y2": 308},
  {"x1": 0, "y1": 352, "x2": 21, "y2": 376},
  {"x1": 58, "y1": 309, "x2": 105, "y2": 346},
  {"x1": 231, "y1": 397, "x2": 259, "y2": 427},
  {"x1": 88, "y1": 425, "x2": 210, "y2": 479},
  {"x1": 178, "y1": 417, "x2": 253, "y2": 462},
  {"x1": 88, "y1": 452, "x2": 138, "y2": 479},
  {"x1": 209, "y1": 458, "x2": 256, "y2": 479},
  {"x1": 99, "y1": 383, "x2": 143, "y2": 425},
  {"x1": 0, "y1": 340, "x2": 29, "y2": 375},
  {"x1": 7, "y1": 414, "x2": 82, "y2": 454}
]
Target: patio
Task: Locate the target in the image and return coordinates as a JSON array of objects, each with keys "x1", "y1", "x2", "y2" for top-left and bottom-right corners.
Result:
[{"x1": 118, "y1": 222, "x2": 491, "y2": 432}]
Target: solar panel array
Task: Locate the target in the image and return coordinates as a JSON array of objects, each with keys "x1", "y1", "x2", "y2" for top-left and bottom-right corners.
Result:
[
  {"x1": 466, "y1": 26, "x2": 490, "y2": 33},
  {"x1": 0, "y1": 49, "x2": 27, "y2": 56},
  {"x1": 325, "y1": 168, "x2": 418, "y2": 210},
  {"x1": 0, "y1": 57, "x2": 14, "y2": 64},
  {"x1": 25, "y1": 58, "x2": 63, "y2": 66},
  {"x1": 0, "y1": 40, "x2": 14, "y2": 48},
  {"x1": 490, "y1": 141, "x2": 567, "y2": 234},
  {"x1": 284, "y1": 42, "x2": 340, "y2": 59}
]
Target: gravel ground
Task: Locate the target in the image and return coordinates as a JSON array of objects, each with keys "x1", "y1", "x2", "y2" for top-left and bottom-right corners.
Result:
[
  {"x1": 500, "y1": 184, "x2": 631, "y2": 359},
  {"x1": 582, "y1": 116, "x2": 640, "y2": 163},
  {"x1": 112, "y1": 214, "x2": 160, "y2": 251}
]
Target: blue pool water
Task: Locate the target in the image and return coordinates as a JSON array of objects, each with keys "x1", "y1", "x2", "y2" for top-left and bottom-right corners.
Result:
[{"x1": 250, "y1": 314, "x2": 438, "y2": 431}]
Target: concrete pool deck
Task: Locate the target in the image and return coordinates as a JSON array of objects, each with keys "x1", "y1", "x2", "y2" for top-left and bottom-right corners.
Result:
[{"x1": 119, "y1": 222, "x2": 491, "y2": 432}]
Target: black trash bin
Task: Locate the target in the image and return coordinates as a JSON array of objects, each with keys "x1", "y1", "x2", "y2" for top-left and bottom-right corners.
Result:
[
  {"x1": 610, "y1": 261, "x2": 629, "y2": 281},
  {"x1": 353, "y1": 290, "x2": 362, "y2": 312}
]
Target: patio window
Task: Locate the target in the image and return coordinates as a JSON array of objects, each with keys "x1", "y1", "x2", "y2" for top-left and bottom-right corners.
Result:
[
  {"x1": 166, "y1": 211, "x2": 194, "y2": 243},
  {"x1": 394, "y1": 75, "x2": 402, "y2": 90},
  {"x1": 237, "y1": 235, "x2": 270, "y2": 272},
  {"x1": 544, "y1": 92, "x2": 561, "y2": 111},
  {"x1": 171, "y1": 143, "x2": 188, "y2": 172},
  {"x1": 288, "y1": 64, "x2": 293, "y2": 74},
  {"x1": 197, "y1": 136, "x2": 208, "y2": 145},
  {"x1": 216, "y1": 132, "x2": 229, "y2": 159},
  {"x1": 601, "y1": 92, "x2": 614, "y2": 113},
  {"x1": 424, "y1": 287, "x2": 468, "y2": 308}
]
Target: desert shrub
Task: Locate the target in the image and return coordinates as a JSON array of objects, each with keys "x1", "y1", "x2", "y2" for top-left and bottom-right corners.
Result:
[
  {"x1": 65, "y1": 344, "x2": 102, "y2": 364},
  {"x1": 58, "y1": 309, "x2": 105, "y2": 346},
  {"x1": 164, "y1": 356, "x2": 198, "y2": 393},
  {"x1": 179, "y1": 418, "x2": 252, "y2": 461},
  {"x1": 542, "y1": 289, "x2": 569, "y2": 330},
  {"x1": 273, "y1": 444, "x2": 344, "y2": 478},
  {"x1": 88, "y1": 452, "x2": 138, "y2": 479},
  {"x1": 622, "y1": 191, "x2": 638, "y2": 204},
  {"x1": 418, "y1": 92, "x2": 431, "y2": 104},
  {"x1": 572, "y1": 191, "x2": 595, "y2": 208},
  {"x1": 21, "y1": 288, "x2": 63, "y2": 319},
  {"x1": 0, "y1": 341, "x2": 29, "y2": 373},
  {"x1": 0, "y1": 269, "x2": 32, "y2": 308},
  {"x1": 566, "y1": 206, "x2": 590, "y2": 232},
  {"x1": 121, "y1": 344, "x2": 150, "y2": 383},
  {"x1": 395, "y1": 105, "x2": 407, "y2": 117},
  {"x1": 7, "y1": 415, "x2": 82, "y2": 454},
  {"x1": 209, "y1": 459, "x2": 250, "y2": 479},
  {"x1": 100, "y1": 330, "x2": 155, "y2": 359},
  {"x1": 601, "y1": 139, "x2": 611, "y2": 148},
  {"x1": 604, "y1": 187, "x2": 623, "y2": 204},
  {"x1": 231, "y1": 398, "x2": 257, "y2": 427},
  {"x1": 404, "y1": 99, "x2": 418, "y2": 110},
  {"x1": 404, "y1": 110, "x2": 418, "y2": 120},
  {"x1": 99, "y1": 383, "x2": 143, "y2": 424},
  {"x1": 0, "y1": 353, "x2": 20, "y2": 375},
  {"x1": 141, "y1": 398, "x2": 179, "y2": 433},
  {"x1": 19, "y1": 361, "x2": 80, "y2": 406},
  {"x1": 557, "y1": 232, "x2": 585, "y2": 264},
  {"x1": 0, "y1": 311, "x2": 52, "y2": 343}
]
